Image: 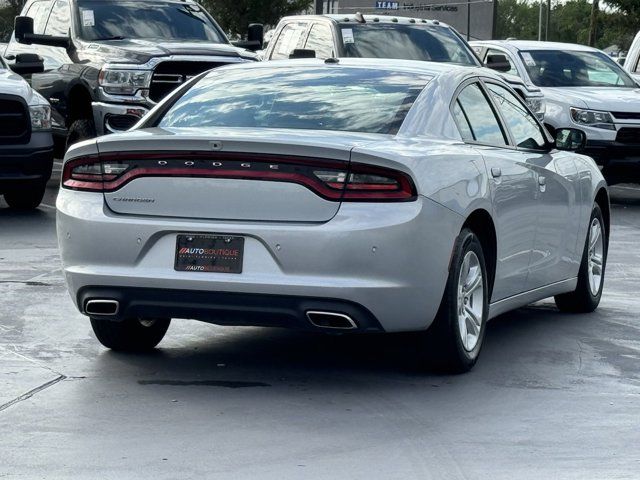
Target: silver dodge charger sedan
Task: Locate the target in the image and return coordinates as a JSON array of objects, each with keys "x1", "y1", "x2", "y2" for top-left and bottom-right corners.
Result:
[{"x1": 57, "y1": 59, "x2": 609, "y2": 372}]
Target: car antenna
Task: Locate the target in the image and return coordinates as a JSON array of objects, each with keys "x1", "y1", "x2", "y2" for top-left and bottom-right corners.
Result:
[
  {"x1": 325, "y1": 57, "x2": 340, "y2": 64},
  {"x1": 355, "y1": 12, "x2": 366, "y2": 23}
]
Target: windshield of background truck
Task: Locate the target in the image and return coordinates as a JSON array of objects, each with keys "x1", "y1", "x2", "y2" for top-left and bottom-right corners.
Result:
[
  {"x1": 76, "y1": 1, "x2": 226, "y2": 43},
  {"x1": 341, "y1": 24, "x2": 478, "y2": 66},
  {"x1": 521, "y1": 49, "x2": 637, "y2": 87}
]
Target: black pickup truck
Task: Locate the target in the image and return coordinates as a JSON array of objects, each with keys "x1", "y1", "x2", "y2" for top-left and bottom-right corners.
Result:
[{"x1": 4, "y1": 0, "x2": 262, "y2": 152}]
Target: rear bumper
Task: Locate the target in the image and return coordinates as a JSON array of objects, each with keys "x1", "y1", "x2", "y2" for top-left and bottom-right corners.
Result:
[
  {"x1": 57, "y1": 190, "x2": 463, "y2": 333},
  {"x1": 77, "y1": 286, "x2": 384, "y2": 332},
  {"x1": 0, "y1": 132, "x2": 54, "y2": 191}
]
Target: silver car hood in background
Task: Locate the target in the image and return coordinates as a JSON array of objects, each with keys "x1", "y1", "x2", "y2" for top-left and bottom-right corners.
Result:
[{"x1": 542, "y1": 86, "x2": 640, "y2": 112}]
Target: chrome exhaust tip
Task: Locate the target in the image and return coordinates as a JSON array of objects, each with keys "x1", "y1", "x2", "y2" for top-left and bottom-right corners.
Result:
[
  {"x1": 85, "y1": 299, "x2": 120, "y2": 316},
  {"x1": 306, "y1": 311, "x2": 357, "y2": 330}
]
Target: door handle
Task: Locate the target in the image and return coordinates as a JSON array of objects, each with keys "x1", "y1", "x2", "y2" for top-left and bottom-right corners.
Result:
[{"x1": 491, "y1": 167, "x2": 502, "y2": 178}]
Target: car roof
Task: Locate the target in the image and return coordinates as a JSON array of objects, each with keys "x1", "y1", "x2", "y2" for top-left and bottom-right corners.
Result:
[
  {"x1": 215, "y1": 57, "x2": 478, "y2": 78},
  {"x1": 282, "y1": 14, "x2": 451, "y2": 28},
  {"x1": 471, "y1": 40, "x2": 600, "y2": 53}
]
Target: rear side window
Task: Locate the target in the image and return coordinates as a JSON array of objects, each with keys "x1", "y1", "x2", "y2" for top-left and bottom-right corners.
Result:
[
  {"x1": 270, "y1": 23, "x2": 308, "y2": 60},
  {"x1": 454, "y1": 83, "x2": 507, "y2": 146},
  {"x1": 24, "y1": 0, "x2": 52, "y2": 34},
  {"x1": 158, "y1": 67, "x2": 431, "y2": 135}
]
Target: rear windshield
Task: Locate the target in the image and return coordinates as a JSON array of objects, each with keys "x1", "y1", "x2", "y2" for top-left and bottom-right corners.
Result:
[
  {"x1": 76, "y1": 1, "x2": 226, "y2": 43},
  {"x1": 520, "y1": 49, "x2": 637, "y2": 88},
  {"x1": 341, "y1": 24, "x2": 478, "y2": 66},
  {"x1": 158, "y1": 67, "x2": 431, "y2": 135}
]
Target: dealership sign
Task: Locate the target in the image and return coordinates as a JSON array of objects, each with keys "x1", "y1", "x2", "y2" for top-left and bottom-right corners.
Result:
[{"x1": 375, "y1": 1, "x2": 399, "y2": 9}]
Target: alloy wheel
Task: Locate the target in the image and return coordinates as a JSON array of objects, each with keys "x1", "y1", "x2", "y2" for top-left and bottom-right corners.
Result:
[{"x1": 457, "y1": 251, "x2": 484, "y2": 352}]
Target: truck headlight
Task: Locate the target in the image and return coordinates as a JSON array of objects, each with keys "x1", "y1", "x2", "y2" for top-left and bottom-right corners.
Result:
[
  {"x1": 570, "y1": 107, "x2": 615, "y2": 130},
  {"x1": 29, "y1": 105, "x2": 51, "y2": 130},
  {"x1": 99, "y1": 68, "x2": 152, "y2": 95},
  {"x1": 526, "y1": 97, "x2": 545, "y2": 121}
]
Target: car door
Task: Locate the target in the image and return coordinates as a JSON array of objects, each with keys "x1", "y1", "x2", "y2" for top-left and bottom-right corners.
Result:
[
  {"x1": 484, "y1": 80, "x2": 580, "y2": 289},
  {"x1": 452, "y1": 80, "x2": 538, "y2": 302}
]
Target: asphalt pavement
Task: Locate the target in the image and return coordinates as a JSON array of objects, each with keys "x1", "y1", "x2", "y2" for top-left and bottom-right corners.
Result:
[{"x1": 1, "y1": 164, "x2": 639, "y2": 479}]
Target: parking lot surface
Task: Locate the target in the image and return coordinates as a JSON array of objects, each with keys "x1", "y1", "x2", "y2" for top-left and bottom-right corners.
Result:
[{"x1": 1, "y1": 164, "x2": 639, "y2": 479}]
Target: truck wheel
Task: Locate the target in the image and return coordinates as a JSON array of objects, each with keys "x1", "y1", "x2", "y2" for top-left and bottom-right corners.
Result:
[
  {"x1": 555, "y1": 203, "x2": 607, "y2": 313},
  {"x1": 67, "y1": 118, "x2": 97, "y2": 149},
  {"x1": 4, "y1": 182, "x2": 47, "y2": 210},
  {"x1": 424, "y1": 228, "x2": 488, "y2": 373},
  {"x1": 90, "y1": 317, "x2": 171, "y2": 352}
]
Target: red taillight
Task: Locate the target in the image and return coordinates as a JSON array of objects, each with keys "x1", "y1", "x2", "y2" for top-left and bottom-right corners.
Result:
[
  {"x1": 329, "y1": 163, "x2": 416, "y2": 202},
  {"x1": 62, "y1": 152, "x2": 416, "y2": 202},
  {"x1": 62, "y1": 155, "x2": 105, "y2": 192}
]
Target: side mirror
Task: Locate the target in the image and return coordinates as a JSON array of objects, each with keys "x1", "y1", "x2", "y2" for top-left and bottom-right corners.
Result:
[
  {"x1": 232, "y1": 23, "x2": 264, "y2": 52},
  {"x1": 486, "y1": 54, "x2": 511, "y2": 73},
  {"x1": 555, "y1": 128, "x2": 587, "y2": 151},
  {"x1": 247, "y1": 23, "x2": 264, "y2": 48},
  {"x1": 14, "y1": 16, "x2": 34, "y2": 43},
  {"x1": 10, "y1": 53, "x2": 44, "y2": 75},
  {"x1": 14, "y1": 15, "x2": 71, "y2": 49},
  {"x1": 289, "y1": 49, "x2": 316, "y2": 59}
]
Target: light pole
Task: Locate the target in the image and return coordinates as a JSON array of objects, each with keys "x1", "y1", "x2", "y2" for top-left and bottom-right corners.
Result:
[
  {"x1": 467, "y1": 0, "x2": 471, "y2": 40},
  {"x1": 538, "y1": 0, "x2": 543, "y2": 41}
]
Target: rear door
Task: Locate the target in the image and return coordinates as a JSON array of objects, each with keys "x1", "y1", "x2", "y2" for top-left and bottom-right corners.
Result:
[
  {"x1": 96, "y1": 129, "x2": 375, "y2": 222},
  {"x1": 452, "y1": 80, "x2": 538, "y2": 302}
]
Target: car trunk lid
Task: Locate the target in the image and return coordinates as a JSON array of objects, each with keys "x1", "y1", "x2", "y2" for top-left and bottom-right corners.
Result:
[{"x1": 96, "y1": 128, "x2": 382, "y2": 222}]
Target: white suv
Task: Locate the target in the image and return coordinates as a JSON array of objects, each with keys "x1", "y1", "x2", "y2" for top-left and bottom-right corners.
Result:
[{"x1": 472, "y1": 40, "x2": 640, "y2": 182}]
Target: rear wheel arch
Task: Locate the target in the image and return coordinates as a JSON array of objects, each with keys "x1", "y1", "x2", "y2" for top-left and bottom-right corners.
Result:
[{"x1": 461, "y1": 209, "x2": 497, "y2": 300}]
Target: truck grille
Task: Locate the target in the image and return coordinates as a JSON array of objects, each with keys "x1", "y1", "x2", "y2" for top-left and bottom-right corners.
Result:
[
  {"x1": 0, "y1": 95, "x2": 30, "y2": 145},
  {"x1": 149, "y1": 61, "x2": 227, "y2": 103},
  {"x1": 616, "y1": 128, "x2": 640, "y2": 144},
  {"x1": 611, "y1": 111, "x2": 640, "y2": 121}
]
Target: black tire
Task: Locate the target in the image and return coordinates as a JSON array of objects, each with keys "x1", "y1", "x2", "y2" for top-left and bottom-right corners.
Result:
[
  {"x1": 67, "y1": 118, "x2": 97, "y2": 150},
  {"x1": 90, "y1": 317, "x2": 171, "y2": 352},
  {"x1": 555, "y1": 203, "x2": 607, "y2": 313},
  {"x1": 4, "y1": 182, "x2": 47, "y2": 210},
  {"x1": 425, "y1": 228, "x2": 489, "y2": 373}
]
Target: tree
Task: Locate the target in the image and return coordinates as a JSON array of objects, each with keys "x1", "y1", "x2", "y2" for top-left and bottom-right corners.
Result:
[
  {"x1": 0, "y1": 0, "x2": 25, "y2": 41},
  {"x1": 199, "y1": 0, "x2": 312, "y2": 37},
  {"x1": 495, "y1": 0, "x2": 539, "y2": 40}
]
